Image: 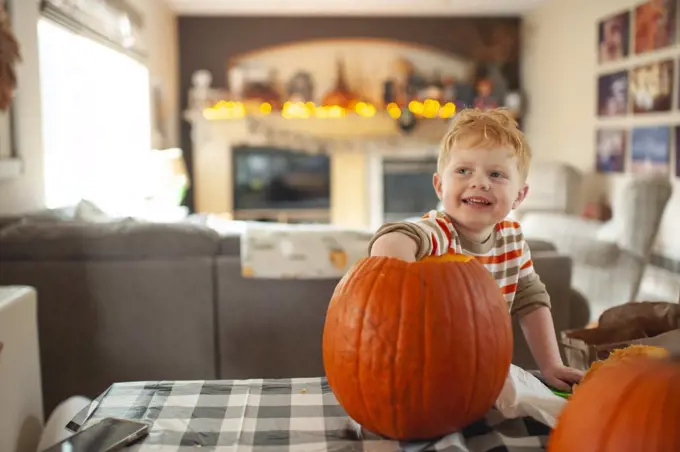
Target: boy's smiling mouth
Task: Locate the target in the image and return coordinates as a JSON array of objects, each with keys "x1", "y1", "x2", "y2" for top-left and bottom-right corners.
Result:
[{"x1": 462, "y1": 196, "x2": 493, "y2": 206}]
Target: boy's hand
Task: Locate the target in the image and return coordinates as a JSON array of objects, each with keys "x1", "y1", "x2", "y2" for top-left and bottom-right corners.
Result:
[{"x1": 541, "y1": 364, "x2": 584, "y2": 392}]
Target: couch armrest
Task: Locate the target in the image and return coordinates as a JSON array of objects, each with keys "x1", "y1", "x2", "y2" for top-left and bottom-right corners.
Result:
[
  {"x1": 558, "y1": 236, "x2": 621, "y2": 267},
  {"x1": 521, "y1": 212, "x2": 603, "y2": 242},
  {"x1": 521, "y1": 213, "x2": 620, "y2": 265},
  {"x1": 0, "y1": 286, "x2": 44, "y2": 452}
]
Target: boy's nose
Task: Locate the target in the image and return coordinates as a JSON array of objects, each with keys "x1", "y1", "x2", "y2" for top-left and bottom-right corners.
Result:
[{"x1": 470, "y1": 177, "x2": 490, "y2": 191}]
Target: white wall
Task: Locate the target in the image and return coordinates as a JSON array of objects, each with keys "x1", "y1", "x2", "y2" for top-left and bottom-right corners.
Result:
[{"x1": 0, "y1": 0, "x2": 178, "y2": 215}]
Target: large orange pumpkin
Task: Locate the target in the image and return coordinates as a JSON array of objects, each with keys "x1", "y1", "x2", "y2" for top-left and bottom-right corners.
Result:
[
  {"x1": 548, "y1": 356, "x2": 680, "y2": 452},
  {"x1": 322, "y1": 254, "x2": 513, "y2": 440}
]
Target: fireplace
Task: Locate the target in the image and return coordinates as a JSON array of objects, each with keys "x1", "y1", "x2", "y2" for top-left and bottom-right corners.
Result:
[
  {"x1": 366, "y1": 152, "x2": 440, "y2": 228},
  {"x1": 187, "y1": 112, "x2": 450, "y2": 228},
  {"x1": 231, "y1": 146, "x2": 331, "y2": 223},
  {"x1": 382, "y1": 157, "x2": 439, "y2": 222}
]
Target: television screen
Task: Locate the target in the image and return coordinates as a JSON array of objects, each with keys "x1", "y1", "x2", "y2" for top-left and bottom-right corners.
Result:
[{"x1": 232, "y1": 146, "x2": 331, "y2": 210}]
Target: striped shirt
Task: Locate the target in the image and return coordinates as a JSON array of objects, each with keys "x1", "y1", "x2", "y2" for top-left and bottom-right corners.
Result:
[
  {"x1": 413, "y1": 210, "x2": 534, "y2": 307},
  {"x1": 369, "y1": 209, "x2": 550, "y2": 316}
]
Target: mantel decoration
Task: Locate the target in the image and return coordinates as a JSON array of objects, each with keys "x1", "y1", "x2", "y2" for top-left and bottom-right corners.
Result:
[
  {"x1": 184, "y1": 67, "x2": 454, "y2": 157},
  {"x1": 0, "y1": 0, "x2": 20, "y2": 111},
  {"x1": 184, "y1": 38, "x2": 523, "y2": 156}
]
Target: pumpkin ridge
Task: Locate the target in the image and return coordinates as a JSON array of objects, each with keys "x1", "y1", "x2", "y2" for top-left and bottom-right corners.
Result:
[
  {"x1": 672, "y1": 367, "x2": 680, "y2": 446},
  {"x1": 392, "y1": 261, "x2": 409, "y2": 438},
  {"x1": 596, "y1": 365, "x2": 650, "y2": 450},
  {"x1": 473, "y1": 264, "x2": 495, "y2": 410},
  {"x1": 459, "y1": 261, "x2": 479, "y2": 420},
  {"x1": 420, "y1": 262, "x2": 429, "y2": 436},
  {"x1": 330, "y1": 257, "x2": 371, "y2": 428},
  {"x1": 474, "y1": 263, "x2": 497, "y2": 415},
  {"x1": 357, "y1": 258, "x2": 388, "y2": 432},
  {"x1": 648, "y1": 368, "x2": 674, "y2": 450},
  {"x1": 420, "y1": 258, "x2": 440, "y2": 436},
  {"x1": 485, "y1": 266, "x2": 509, "y2": 405},
  {"x1": 617, "y1": 363, "x2": 663, "y2": 450},
  {"x1": 472, "y1": 263, "x2": 498, "y2": 419}
]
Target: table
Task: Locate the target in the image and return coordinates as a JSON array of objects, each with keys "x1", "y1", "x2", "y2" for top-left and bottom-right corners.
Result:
[{"x1": 68, "y1": 377, "x2": 551, "y2": 451}]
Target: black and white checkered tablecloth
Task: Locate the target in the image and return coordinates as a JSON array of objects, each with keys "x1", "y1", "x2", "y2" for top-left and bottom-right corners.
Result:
[{"x1": 69, "y1": 377, "x2": 551, "y2": 451}]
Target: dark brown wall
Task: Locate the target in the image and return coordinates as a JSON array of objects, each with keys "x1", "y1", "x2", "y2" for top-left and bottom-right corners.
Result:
[{"x1": 177, "y1": 16, "x2": 522, "y2": 210}]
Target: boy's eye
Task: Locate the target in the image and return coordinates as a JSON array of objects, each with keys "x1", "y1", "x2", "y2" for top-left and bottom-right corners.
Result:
[
  {"x1": 490, "y1": 171, "x2": 504, "y2": 178},
  {"x1": 456, "y1": 168, "x2": 470, "y2": 175}
]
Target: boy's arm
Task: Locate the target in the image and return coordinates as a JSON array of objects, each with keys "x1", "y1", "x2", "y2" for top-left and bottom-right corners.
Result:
[
  {"x1": 512, "y1": 266, "x2": 564, "y2": 372},
  {"x1": 367, "y1": 211, "x2": 455, "y2": 260},
  {"x1": 518, "y1": 305, "x2": 563, "y2": 370},
  {"x1": 513, "y1": 240, "x2": 583, "y2": 389}
]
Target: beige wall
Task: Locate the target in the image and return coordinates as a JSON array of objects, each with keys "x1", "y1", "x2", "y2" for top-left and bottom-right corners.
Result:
[
  {"x1": 522, "y1": 0, "x2": 680, "y2": 203},
  {"x1": 130, "y1": 0, "x2": 180, "y2": 149},
  {"x1": 0, "y1": 0, "x2": 178, "y2": 215},
  {"x1": 522, "y1": 0, "x2": 680, "y2": 198},
  {"x1": 0, "y1": 0, "x2": 45, "y2": 215},
  {"x1": 523, "y1": 0, "x2": 680, "y2": 264}
]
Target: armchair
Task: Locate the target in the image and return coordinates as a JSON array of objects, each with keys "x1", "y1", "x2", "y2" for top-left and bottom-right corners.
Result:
[
  {"x1": 521, "y1": 175, "x2": 672, "y2": 321},
  {"x1": 511, "y1": 161, "x2": 583, "y2": 220}
]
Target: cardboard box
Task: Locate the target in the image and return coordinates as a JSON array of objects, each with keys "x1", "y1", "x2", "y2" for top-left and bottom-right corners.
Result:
[
  {"x1": 561, "y1": 302, "x2": 680, "y2": 371},
  {"x1": 562, "y1": 328, "x2": 680, "y2": 370}
]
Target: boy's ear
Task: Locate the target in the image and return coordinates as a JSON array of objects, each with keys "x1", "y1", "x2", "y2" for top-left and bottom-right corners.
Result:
[
  {"x1": 512, "y1": 184, "x2": 529, "y2": 209},
  {"x1": 433, "y1": 173, "x2": 443, "y2": 200}
]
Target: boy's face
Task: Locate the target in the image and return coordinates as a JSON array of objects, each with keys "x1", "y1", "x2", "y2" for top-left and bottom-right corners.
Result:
[{"x1": 433, "y1": 146, "x2": 528, "y2": 239}]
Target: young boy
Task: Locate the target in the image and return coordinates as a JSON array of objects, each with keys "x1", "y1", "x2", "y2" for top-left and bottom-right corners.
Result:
[{"x1": 368, "y1": 108, "x2": 583, "y2": 391}]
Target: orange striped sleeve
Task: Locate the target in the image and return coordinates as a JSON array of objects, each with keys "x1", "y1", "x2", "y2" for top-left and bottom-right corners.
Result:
[{"x1": 411, "y1": 210, "x2": 456, "y2": 256}]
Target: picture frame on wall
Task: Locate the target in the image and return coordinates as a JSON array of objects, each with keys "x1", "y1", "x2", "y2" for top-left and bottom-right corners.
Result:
[
  {"x1": 597, "y1": 70, "x2": 628, "y2": 116},
  {"x1": 629, "y1": 59, "x2": 673, "y2": 114},
  {"x1": 598, "y1": 10, "x2": 630, "y2": 63},
  {"x1": 596, "y1": 129, "x2": 626, "y2": 173},
  {"x1": 634, "y1": 0, "x2": 677, "y2": 54},
  {"x1": 630, "y1": 126, "x2": 670, "y2": 175}
]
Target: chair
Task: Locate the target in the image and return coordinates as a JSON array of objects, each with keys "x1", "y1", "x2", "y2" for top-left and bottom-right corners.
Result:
[
  {"x1": 511, "y1": 161, "x2": 583, "y2": 220},
  {"x1": 520, "y1": 175, "x2": 672, "y2": 321}
]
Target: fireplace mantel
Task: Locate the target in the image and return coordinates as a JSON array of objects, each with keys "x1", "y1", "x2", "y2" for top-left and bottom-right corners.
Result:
[{"x1": 186, "y1": 111, "x2": 449, "y2": 227}]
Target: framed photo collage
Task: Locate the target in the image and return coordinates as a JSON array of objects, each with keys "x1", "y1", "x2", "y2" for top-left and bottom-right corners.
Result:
[{"x1": 596, "y1": 0, "x2": 680, "y2": 178}]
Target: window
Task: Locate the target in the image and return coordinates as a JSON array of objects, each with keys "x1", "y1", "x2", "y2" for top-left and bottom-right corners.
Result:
[{"x1": 37, "y1": 18, "x2": 151, "y2": 209}]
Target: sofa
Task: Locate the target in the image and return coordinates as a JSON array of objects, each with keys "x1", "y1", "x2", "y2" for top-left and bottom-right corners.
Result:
[{"x1": 0, "y1": 214, "x2": 580, "y2": 418}]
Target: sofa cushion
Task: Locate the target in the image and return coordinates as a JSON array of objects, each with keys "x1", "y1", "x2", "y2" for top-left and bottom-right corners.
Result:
[{"x1": 0, "y1": 220, "x2": 221, "y2": 260}]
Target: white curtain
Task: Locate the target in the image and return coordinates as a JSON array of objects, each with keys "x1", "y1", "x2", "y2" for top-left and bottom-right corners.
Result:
[{"x1": 38, "y1": 18, "x2": 151, "y2": 209}]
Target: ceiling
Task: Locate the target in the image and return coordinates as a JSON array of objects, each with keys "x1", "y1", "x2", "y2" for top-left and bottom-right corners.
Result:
[{"x1": 165, "y1": 0, "x2": 550, "y2": 17}]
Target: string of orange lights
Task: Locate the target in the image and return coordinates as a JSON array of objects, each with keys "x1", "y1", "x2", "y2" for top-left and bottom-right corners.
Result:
[{"x1": 202, "y1": 99, "x2": 456, "y2": 121}]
